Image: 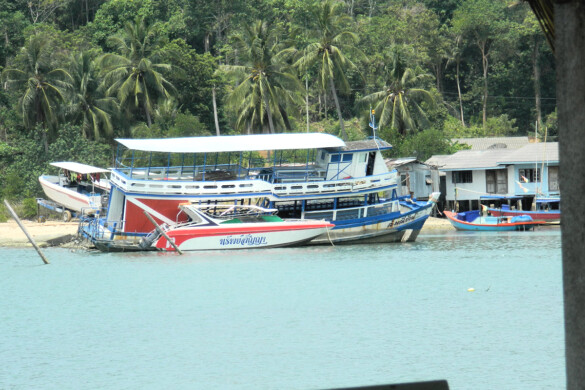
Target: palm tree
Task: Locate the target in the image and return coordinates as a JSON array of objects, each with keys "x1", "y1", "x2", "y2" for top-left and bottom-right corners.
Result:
[
  {"x1": 1, "y1": 34, "x2": 72, "y2": 152},
  {"x1": 100, "y1": 17, "x2": 175, "y2": 127},
  {"x1": 69, "y1": 50, "x2": 118, "y2": 140},
  {"x1": 221, "y1": 20, "x2": 303, "y2": 134},
  {"x1": 360, "y1": 49, "x2": 435, "y2": 136},
  {"x1": 294, "y1": 0, "x2": 361, "y2": 140}
]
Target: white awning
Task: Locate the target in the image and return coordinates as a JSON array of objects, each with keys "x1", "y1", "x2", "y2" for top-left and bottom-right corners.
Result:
[
  {"x1": 115, "y1": 133, "x2": 346, "y2": 153},
  {"x1": 50, "y1": 162, "x2": 110, "y2": 174}
]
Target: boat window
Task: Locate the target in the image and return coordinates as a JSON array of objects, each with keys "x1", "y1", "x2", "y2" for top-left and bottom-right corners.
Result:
[
  {"x1": 320, "y1": 151, "x2": 326, "y2": 161},
  {"x1": 360, "y1": 153, "x2": 367, "y2": 163},
  {"x1": 342, "y1": 154, "x2": 353, "y2": 162},
  {"x1": 330, "y1": 154, "x2": 340, "y2": 163}
]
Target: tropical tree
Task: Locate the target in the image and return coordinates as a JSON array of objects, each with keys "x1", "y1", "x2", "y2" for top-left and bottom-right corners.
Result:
[
  {"x1": 294, "y1": 0, "x2": 362, "y2": 140},
  {"x1": 445, "y1": 33, "x2": 465, "y2": 126},
  {"x1": 1, "y1": 33, "x2": 72, "y2": 153},
  {"x1": 100, "y1": 16, "x2": 175, "y2": 127},
  {"x1": 69, "y1": 50, "x2": 118, "y2": 140},
  {"x1": 452, "y1": 0, "x2": 506, "y2": 127},
  {"x1": 360, "y1": 48, "x2": 435, "y2": 136},
  {"x1": 221, "y1": 20, "x2": 303, "y2": 134}
]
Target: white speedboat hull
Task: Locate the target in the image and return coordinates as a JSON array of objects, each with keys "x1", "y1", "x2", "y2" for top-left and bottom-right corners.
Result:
[{"x1": 154, "y1": 221, "x2": 331, "y2": 251}]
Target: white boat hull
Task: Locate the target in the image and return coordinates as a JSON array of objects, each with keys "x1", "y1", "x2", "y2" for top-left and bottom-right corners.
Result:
[
  {"x1": 39, "y1": 175, "x2": 105, "y2": 214},
  {"x1": 154, "y1": 221, "x2": 330, "y2": 251}
]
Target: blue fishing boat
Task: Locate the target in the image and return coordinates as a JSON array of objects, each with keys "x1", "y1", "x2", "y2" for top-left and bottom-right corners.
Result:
[{"x1": 443, "y1": 210, "x2": 546, "y2": 231}]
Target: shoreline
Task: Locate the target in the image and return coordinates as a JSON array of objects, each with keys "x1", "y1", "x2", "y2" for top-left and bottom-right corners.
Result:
[{"x1": 0, "y1": 216, "x2": 454, "y2": 248}]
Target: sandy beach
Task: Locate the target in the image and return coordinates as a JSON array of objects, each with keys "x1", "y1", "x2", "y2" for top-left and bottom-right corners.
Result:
[
  {"x1": 0, "y1": 220, "x2": 79, "y2": 247},
  {"x1": 0, "y1": 216, "x2": 454, "y2": 247}
]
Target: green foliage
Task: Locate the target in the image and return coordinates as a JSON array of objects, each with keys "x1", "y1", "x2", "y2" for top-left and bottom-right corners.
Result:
[
  {"x1": 442, "y1": 114, "x2": 518, "y2": 138},
  {"x1": 543, "y1": 109, "x2": 558, "y2": 140},
  {"x1": 20, "y1": 197, "x2": 39, "y2": 219},
  {"x1": 389, "y1": 128, "x2": 462, "y2": 161},
  {"x1": 0, "y1": 203, "x2": 7, "y2": 222},
  {"x1": 0, "y1": 0, "x2": 558, "y2": 203},
  {"x1": 0, "y1": 123, "x2": 111, "y2": 200}
]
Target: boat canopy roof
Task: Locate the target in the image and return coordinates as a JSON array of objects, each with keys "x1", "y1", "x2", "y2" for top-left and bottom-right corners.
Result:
[
  {"x1": 115, "y1": 133, "x2": 346, "y2": 154},
  {"x1": 536, "y1": 197, "x2": 560, "y2": 204},
  {"x1": 480, "y1": 195, "x2": 524, "y2": 200},
  {"x1": 50, "y1": 162, "x2": 109, "y2": 174}
]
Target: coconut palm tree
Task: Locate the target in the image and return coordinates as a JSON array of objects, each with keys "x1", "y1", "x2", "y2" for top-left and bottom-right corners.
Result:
[
  {"x1": 1, "y1": 33, "x2": 72, "y2": 152},
  {"x1": 360, "y1": 49, "x2": 435, "y2": 136},
  {"x1": 100, "y1": 17, "x2": 175, "y2": 127},
  {"x1": 294, "y1": 0, "x2": 361, "y2": 140},
  {"x1": 69, "y1": 50, "x2": 118, "y2": 140},
  {"x1": 221, "y1": 20, "x2": 303, "y2": 134}
]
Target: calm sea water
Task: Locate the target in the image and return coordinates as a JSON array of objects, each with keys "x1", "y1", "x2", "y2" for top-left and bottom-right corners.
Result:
[{"x1": 0, "y1": 227, "x2": 564, "y2": 390}]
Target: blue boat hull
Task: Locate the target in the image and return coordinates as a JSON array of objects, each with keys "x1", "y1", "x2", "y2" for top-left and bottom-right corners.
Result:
[{"x1": 443, "y1": 210, "x2": 543, "y2": 231}]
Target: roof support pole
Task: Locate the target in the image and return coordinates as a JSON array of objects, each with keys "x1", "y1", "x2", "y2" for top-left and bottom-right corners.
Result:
[{"x1": 555, "y1": 1, "x2": 585, "y2": 388}]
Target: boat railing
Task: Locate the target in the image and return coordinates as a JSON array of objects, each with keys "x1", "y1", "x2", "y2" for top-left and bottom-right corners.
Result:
[
  {"x1": 109, "y1": 169, "x2": 397, "y2": 198},
  {"x1": 303, "y1": 199, "x2": 399, "y2": 221}
]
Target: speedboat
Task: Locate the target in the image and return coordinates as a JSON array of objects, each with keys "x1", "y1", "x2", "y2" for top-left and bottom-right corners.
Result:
[{"x1": 141, "y1": 203, "x2": 334, "y2": 251}]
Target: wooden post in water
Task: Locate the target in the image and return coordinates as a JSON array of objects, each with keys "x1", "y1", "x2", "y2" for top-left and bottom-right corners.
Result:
[
  {"x1": 3, "y1": 199, "x2": 50, "y2": 264},
  {"x1": 143, "y1": 211, "x2": 183, "y2": 255}
]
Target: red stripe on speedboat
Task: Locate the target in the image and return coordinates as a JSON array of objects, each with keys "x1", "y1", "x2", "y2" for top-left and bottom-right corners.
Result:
[{"x1": 166, "y1": 223, "x2": 331, "y2": 238}]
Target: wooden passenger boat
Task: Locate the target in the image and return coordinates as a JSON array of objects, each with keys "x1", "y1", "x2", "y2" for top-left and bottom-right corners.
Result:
[{"x1": 80, "y1": 133, "x2": 438, "y2": 247}]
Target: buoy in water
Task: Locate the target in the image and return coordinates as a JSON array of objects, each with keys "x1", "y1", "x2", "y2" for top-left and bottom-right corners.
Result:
[{"x1": 467, "y1": 288, "x2": 475, "y2": 292}]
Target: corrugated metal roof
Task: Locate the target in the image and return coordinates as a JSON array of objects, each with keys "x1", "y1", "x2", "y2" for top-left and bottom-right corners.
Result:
[
  {"x1": 497, "y1": 142, "x2": 559, "y2": 164},
  {"x1": 452, "y1": 137, "x2": 530, "y2": 150},
  {"x1": 385, "y1": 157, "x2": 417, "y2": 167},
  {"x1": 425, "y1": 142, "x2": 558, "y2": 170},
  {"x1": 341, "y1": 138, "x2": 392, "y2": 151},
  {"x1": 427, "y1": 150, "x2": 506, "y2": 170}
]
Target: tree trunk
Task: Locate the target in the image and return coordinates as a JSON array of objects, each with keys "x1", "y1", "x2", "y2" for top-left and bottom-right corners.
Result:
[
  {"x1": 480, "y1": 41, "x2": 489, "y2": 127},
  {"x1": 556, "y1": 2, "x2": 585, "y2": 389},
  {"x1": 533, "y1": 36, "x2": 542, "y2": 136},
  {"x1": 306, "y1": 76, "x2": 310, "y2": 132},
  {"x1": 329, "y1": 77, "x2": 347, "y2": 140},
  {"x1": 212, "y1": 85, "x2": 220, "y2": 136},
  {"x1": 456, "y1": 59, "x2": 465, "y2": 127},
  {"x1": 144, "y1": 100, "x2": 152, "y2": 127},
  {"x1": 263, "y1": 95, "x2": 276, "y2": 134}
]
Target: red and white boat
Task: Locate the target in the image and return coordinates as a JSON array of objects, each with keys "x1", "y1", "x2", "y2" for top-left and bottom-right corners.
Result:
[
  {"x1": 144, "y1": 203, "x2": 333, "y2": 251},
  {"x1": 38, "y1": 162, "x2": 110, "y2": 219}
]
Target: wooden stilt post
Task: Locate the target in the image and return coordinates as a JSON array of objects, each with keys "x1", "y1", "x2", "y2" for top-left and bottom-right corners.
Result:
[
  {"x1": 143, "y1": 211, "x2": 183, "y2": 254},
  {"x1": 3, "y1": 199, "x2": 50, "y2": 264}
]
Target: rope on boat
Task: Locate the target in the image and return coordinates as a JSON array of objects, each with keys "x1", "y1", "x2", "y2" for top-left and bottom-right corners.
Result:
[{"x1": 325, "y1": 225, "x2": 335, "y2": 247}]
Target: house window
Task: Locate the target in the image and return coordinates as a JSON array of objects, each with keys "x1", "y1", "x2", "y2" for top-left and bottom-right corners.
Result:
[
  {"x1": 452, "y1": 170, "x2": 473, "y2": 183},
  {"x1": 518, "y1": 168, "x2": 540, "y2": 183},
  {"x1": 486, "y1": 169, "x2": 508, "y2": 194},
  {"x1": 548, "y1": 166, "x2": 559, "y2": 191}
]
